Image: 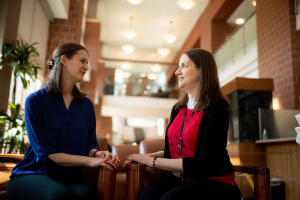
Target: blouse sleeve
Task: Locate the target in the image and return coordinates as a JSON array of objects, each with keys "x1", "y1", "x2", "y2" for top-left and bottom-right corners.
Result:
[
  {"x1": 25, "y1": 93, "x2": 62, "y2": 166},
  {"x1": 85, "y1": 100, "x2": 98, "y2": 156},
  {"x1": 182, "y1": 102, "x2": 231, "y2": 177}
]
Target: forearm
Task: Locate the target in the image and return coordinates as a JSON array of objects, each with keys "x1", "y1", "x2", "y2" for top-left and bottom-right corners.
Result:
[
  {"x1": 48, "y1": 153, "x2": 91, "y2": 167},
  {"x1": 150, "y1": 158, "x2": 184, "y2": 173},
  {"x1": 147, "y1": 151, "x2": 164, "y2": 158}
]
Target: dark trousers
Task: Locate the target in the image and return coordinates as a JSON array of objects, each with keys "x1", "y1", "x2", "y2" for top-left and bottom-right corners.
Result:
[
  {"x1": 139, "y1": 174, "x2": 241, "y2": 200},
  {"x1": 6, "y1": 174, "x2": 98, "y2": 200}
]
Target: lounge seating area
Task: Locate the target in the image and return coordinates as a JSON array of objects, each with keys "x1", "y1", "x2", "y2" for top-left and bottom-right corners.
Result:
[{"x1": 0, "y1": 138, "x2": 271, "y2": 200}]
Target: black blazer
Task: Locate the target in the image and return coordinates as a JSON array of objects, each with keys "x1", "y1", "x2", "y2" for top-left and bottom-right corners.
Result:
[{"x1": 164, "y1": 97, "x2": 235, "y2": 180}]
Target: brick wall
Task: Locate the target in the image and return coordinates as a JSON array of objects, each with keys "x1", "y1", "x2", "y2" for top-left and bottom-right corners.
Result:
[
  {"x1": 200, "y1": 4, "x2": 212, "y2": 52},
  {"x1": 211, "y1": 21, "x2": 227, "y2": 53},
  {"x1": 257, "y1": 0, "x2": 300, "y2": 109},
  {"x1": 80, "y1": 21, "x2": 101, "y2": 102},
  {"x1": 44, "y1": 0, "x2": 84, "y2": 77}
]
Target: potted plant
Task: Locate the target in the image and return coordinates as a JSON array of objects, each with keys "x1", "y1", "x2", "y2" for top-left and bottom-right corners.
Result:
[{"x1": 0, "y1": 40, "x2": 41, "y2": 154}]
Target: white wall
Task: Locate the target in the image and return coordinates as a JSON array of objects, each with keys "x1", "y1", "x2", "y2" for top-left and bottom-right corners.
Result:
[
  {"x1": 12, "y1": 0, "x2": 50, "y2": 108},
  {"x1": 18, "y1": 0, "x2": 49, "y2": 80}
]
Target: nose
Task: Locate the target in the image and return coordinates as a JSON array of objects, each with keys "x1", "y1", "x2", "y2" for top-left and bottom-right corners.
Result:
[
  {"x1": 84, "y1": 63, "x2": 89, "y2": 71},
  {"x1": 175, "y1": 67, "x2": 181, "y2": 76}
]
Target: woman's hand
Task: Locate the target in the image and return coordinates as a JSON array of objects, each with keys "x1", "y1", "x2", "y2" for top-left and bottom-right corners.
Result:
[
  {"x1": 123, "y1": 154, "x2": 153, "y2": 168},
  {"x1": 88, "y1": 157, "x2": 114, "y2": 170},
  {"x1": 95, "y1": 151, "x2": 120, "y2": 169}
]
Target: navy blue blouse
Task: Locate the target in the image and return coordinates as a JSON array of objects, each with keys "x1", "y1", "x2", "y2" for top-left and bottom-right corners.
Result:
[{"x1": 10, "y1": 86, "x2": 98, "y2": 182}]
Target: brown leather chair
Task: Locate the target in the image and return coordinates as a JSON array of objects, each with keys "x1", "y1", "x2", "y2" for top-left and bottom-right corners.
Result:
[
  {"x1": 125, "y1": 139, "x2": 271, "y2": 200},
  {"x1": 111, "y1": 145, "x2": 139, "y2": 200},
  {"x1": 0, "y1": 136, "x2": 116, "y2": 200}
]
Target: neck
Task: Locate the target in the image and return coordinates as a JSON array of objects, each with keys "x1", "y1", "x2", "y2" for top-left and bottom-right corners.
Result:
[
  {"x1": 60, "y1": 75, "x2": 74, "y2": 96},
  {"x1": 187, "y1": 92, "x2": 197, "y2": 109}
]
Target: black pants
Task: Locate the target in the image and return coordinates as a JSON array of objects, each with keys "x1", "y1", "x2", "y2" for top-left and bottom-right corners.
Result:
[
  {"x1": 139, "y1": 174, "x2": 241, "y2": 200},
  {"x1": 6, "y1": 174, "x2": 98, "y2": 200}
]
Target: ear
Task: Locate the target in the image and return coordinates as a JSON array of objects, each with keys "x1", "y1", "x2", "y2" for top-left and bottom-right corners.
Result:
[{"x1": 60, "y1": 55, "x2": 66, "y2": 66}]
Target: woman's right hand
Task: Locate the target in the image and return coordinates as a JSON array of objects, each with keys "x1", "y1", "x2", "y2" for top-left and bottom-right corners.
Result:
[{"x1": 88, "y1": 157, "x2": 115, "y2": 170}]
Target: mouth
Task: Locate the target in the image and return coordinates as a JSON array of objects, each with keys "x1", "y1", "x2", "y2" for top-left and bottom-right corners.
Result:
[
  {"x1": 178, "y1": 77, "x2": 184, "y2": 82},
  {"x1": 80, "y1": 71, "x2": 86, "y2": 76}
]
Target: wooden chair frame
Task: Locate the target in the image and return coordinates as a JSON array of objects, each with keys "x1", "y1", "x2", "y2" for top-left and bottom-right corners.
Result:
[{"x1": 125, "y1": 163, "x2": 271, "y2": 200}]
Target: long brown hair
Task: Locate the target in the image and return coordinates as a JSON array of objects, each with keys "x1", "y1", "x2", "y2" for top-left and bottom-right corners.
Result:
[
  {"x1": 47, "y1": 43, "x2": 88, "y2": 100},
  {"x1": 176, "y1": 48, "x2": 230, "y2": 111}
]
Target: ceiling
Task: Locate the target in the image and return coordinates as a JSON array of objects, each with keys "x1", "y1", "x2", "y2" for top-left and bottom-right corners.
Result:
[{"x1": 88, "y1": 0, "x2": 209, "y2": 64}]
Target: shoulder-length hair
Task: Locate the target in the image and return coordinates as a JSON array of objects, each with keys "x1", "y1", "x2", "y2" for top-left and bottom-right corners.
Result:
[
  {"x1": 176, "y1": 48, "x2": 230, "y2": 111},
  {"x1": 47, "y1": 43, "x2": 88, "y2": 100}
]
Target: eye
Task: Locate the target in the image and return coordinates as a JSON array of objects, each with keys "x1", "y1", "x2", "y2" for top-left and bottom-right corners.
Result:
[{"x1": 80, "y1": 59, "x2": 85, "y2": 63}]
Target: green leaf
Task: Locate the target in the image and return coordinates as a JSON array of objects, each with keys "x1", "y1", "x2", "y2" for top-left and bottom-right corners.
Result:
[
  {"x1": 8, "y1": 102, "x2": 16, "y2": 110},
  {"x1": 16, "y1": 119, "x2": 23, "y2": 126},
  {"x1": 7, "y1": 128, "x2": 18, "y2": 138},
  {"x1": 20, "y1": 77, "x2": 27, "y2": 89}
]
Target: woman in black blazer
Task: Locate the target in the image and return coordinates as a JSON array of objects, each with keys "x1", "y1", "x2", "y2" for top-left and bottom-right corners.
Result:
[{"x1": 124, "y1": 48, "x2": 241, "y2": 200}]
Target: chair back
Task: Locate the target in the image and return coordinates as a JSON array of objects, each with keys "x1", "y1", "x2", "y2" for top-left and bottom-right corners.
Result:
[
  {"x1": 139, "y1": 139, "x2": 169, "y2": 187},
  {"x1": 139, "y1": 139, "x2": 165, "y2": 154},
  {"x1": 112, "y1": 145, "x2": 139, "y2": 173}
]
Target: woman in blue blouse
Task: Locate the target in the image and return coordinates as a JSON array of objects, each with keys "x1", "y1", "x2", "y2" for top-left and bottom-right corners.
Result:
[{"x1": 6, "y1": 43, "x2": 119, "y2": 200}]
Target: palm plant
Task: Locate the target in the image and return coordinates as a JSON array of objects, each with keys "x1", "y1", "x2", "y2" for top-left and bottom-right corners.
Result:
[
  {"x1": 0, "y1": 40, "x2": 41, "y2": 153},
  {"x1": 0, "y1": 40, "x2": 41, "y2": 104},
  {"x1": 0, "y1": 103, "x2": 26, "y2": 154}
]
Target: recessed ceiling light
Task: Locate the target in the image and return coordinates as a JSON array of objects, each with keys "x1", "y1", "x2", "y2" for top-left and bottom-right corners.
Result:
[
  {"x1": 140, "y1": 73, "x2": 146, "y2": 77},
  {"x1": 235, "y1": 18, "x2": 245, "y2": 25},
  {"x1": 252, "y1": 0, "x2": 256, "y2": 6},
  {"x1": 151, "y1": 65, "x2": 161, "y2": 72},
  {"x1": 157, "y1": 48, "x2": 171, "y2": 57},
  {"x1": 121, "y1": 62, "x2": 131, "y2": 70},
  {"x1": 127, "y1": 0, "x2": 144, "y2": 5},
  {"x1": 164, "y1": 33, "x2": 177, "y2": 43},
  {"x1": 121, "y1": 45, "x2": 135, "y2": 54},
  {"x1": 147, "y1": 74, "x2": 157, "y2": 80},
  {"x1": 123, "y1": 72, "x2": 131, "y2": 78},
  {"x1": 124, "y1": 31, "x2": 136, "y2": 40},
  {"x1": 177, "y1": 0, "x2": 197, "y2": 10}
]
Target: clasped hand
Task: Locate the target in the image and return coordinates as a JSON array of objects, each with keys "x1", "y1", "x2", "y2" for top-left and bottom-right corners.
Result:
[
  {"x1": 91, "y1": 151, "x2": 120, "y2": 170},
  {"x1": 123, "y1": 154, "x2": 152, "y2": 168}
]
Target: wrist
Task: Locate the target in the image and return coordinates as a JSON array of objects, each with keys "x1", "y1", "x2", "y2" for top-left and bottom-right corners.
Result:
[
  {"x1": 152, "y1": 156, "x2": 158, "y2": 171},
  {"x1": 93, "y1": 150, "x2": 100, "y2": 157},
  {"x1": 83, "y1": 156, "x2": 93, "y2": 167}
]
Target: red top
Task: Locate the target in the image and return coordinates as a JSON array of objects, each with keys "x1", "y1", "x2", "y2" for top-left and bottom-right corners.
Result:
[{"x1": 167, "y1": 107, "x2": 237, "y2": 186}]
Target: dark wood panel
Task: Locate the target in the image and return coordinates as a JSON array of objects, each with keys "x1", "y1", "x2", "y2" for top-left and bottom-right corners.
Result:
[{"x1": 221, "y1": 77, "x2": 274, "y2": 96}]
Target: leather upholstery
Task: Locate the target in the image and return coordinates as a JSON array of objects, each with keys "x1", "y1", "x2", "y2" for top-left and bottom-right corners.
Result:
[{"x1": 139, "y1": 139, "x2": 170, "y2": 187}]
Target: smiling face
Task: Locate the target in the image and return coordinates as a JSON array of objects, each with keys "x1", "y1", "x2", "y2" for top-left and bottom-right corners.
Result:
[
  {"x1": 61, "y1": 49, "x2": 89, "y2": 83},
  {"x1": 175, "y1": 54, "x2": 201, "y2": 93}
]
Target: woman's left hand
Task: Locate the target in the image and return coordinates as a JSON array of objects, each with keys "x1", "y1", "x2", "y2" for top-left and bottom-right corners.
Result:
[
  {"x1": 95, "y1": 151, "x2": 120, "y2": 169},
  {"x1": 123, "y1": 154, "x2": 153, "y2": 168}
]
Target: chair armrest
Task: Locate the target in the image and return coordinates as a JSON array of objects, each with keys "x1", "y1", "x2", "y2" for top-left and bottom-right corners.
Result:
[
  {"x1": 97, "y1": 166, "x2": 116, "y2": 200},
  {"x1": 234, "y1": 165, "x2": 271, "y2": 200},
  {"x1": 0, "y1": 156, "x2": 23, "y2": 164},
  {"x1": 126, "y1": 163, "x2": 146, "y2": 200}
]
